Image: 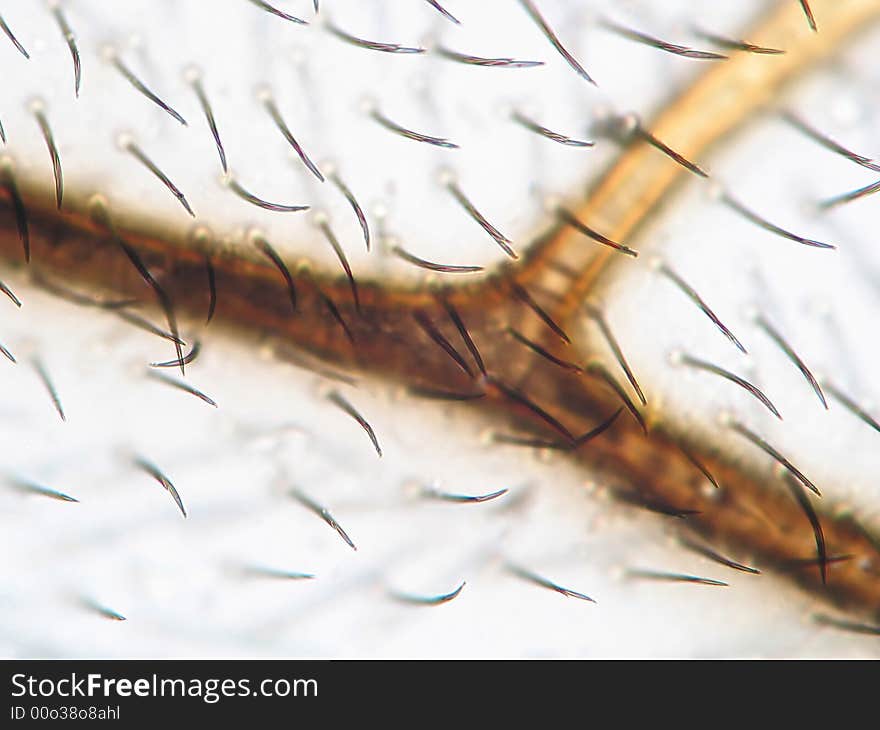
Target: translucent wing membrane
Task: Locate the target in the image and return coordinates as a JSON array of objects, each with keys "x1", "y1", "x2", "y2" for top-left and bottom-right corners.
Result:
[{"x1": 0, "y1": 0, "x2": 878, "y2": 658}]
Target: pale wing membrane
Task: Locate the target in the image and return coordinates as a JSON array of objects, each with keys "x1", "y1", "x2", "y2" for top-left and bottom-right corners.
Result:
[{"x1": 0, "y1": 0, "x2": 876, "y2": 658}]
